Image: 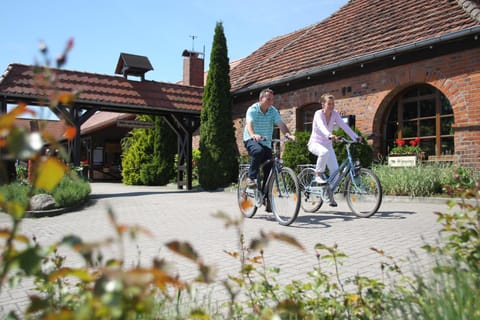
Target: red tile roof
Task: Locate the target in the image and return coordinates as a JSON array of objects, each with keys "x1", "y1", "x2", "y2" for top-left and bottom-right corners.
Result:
[
  {"x1": 230, "y1": 0, "x2": 480, "y2": 92},
  {"x1": 13, "y1": 118, "x2": 68, "y2": 140},
  {"x1": 81, "y1": 112, "x2": 135, "y2": 134},
  {"x1": 0, "y1": 64, "x2": 203, "y2": 115}
]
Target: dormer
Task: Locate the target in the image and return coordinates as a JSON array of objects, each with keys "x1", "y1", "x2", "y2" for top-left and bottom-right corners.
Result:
[{"x1": 115, "y1": 53, "x2": 153, "y2": 81}]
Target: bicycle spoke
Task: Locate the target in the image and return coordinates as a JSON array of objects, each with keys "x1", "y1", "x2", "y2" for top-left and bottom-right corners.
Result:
[
  {"x1": 237, "y1": 170, "x2": 258, "y2": 218},
  {"x1": 297, "y1": 167, "x2": 322, "y2": 212},
  {"x1": 270, "y1": 167, "x2": 300, "y2": 226},
  {"x1": 345, "y1": 168, "x2": 382, "y2": 217}
]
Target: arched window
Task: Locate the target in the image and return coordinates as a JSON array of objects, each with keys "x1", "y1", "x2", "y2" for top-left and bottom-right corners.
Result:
[
  {"x1": 386, "y1": 84, "x2": 454, "y2": 158},
  {"x1": 296, "y1": 103, "x2": 321, "y2": 132}
]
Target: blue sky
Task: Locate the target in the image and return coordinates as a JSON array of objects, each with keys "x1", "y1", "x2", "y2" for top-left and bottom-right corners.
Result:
[{"x1": 1, "y1": 0, "x2": 348, "y2": 83}]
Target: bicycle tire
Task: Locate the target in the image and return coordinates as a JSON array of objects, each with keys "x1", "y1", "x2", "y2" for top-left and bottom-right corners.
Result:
[
  {"x1": 344, "y1": 168, "x2": 382, "y2": 218},
  {"x1": 269, "y1": 166, "x2": 300, "y2": 226},
  {"x1": 297, "y1": 167, "x2": 323, "y2": 213},
  {"x1": 237, "y1": 170, "x2": 258, "y2": 218}
]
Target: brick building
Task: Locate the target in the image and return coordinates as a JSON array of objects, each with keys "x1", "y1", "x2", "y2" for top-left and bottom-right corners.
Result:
[{"x1": 229, "y1": 0, "x2": 480, "y2": 169}]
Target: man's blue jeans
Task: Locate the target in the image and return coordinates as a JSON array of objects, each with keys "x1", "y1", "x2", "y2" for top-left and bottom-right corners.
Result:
[{"x1": 244, "y1": 139, "x2": 272, "y2": 187}]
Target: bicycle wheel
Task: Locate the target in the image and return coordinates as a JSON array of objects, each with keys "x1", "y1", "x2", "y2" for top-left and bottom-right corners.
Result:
[
  {"x1": 237, "y1": 170, "x2": 258, "y2": 218},
  {"x1": 344, "y1": 168, "x2": 382, "y2": 218},
  {"x1": 269, "y1": 167, "x2": 300, "y2": 226},
  {"x1": 297, "y1": 167, "x2": 323, "y2": 213}
]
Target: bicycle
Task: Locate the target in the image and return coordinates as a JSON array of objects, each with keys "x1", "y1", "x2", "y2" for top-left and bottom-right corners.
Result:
[
  {"x1": 297, "y1": 137, "x2": 382, "y2": 217},
  {"x1": 237, "y1": 138, "x2": 301, "y2": 226}
]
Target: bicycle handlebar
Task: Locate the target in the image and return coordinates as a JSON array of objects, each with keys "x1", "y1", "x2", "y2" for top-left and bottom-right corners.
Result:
[
  {"x1": 330, "y1": 136, "x2": 364, "y2": 144},
  {"x1": 261, "y1": 136, "x2": 294, "y2": 142}
]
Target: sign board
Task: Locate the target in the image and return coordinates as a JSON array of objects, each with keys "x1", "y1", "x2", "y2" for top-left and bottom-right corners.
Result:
[
  {"x1": 341, "y1": 115, "x2": 355, "y2": 127},
  {"x1": 388, "y1": 155, "x2": 417, "y2": 167},
  {"x1": 117, "y1": 119, "x2": 154, "y2": 129}
]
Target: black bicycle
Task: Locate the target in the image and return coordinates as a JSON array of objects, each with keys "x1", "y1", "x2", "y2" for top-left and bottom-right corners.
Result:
[
  {"x1": 297, "y1": 137, "x2": 382, "y2": 217},
  {"x1": 237, "y1": 138, "x2": 300, "y2": 226}
]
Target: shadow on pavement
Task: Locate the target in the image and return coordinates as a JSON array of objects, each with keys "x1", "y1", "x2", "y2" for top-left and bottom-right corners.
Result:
[
  {"x1": 293, "y1": 211, "x2": 355, "y2": 228},
  {"x1": 290, "y1": 209, "x2": 416, "y2": 228},
  {"x1": 89, "y1": 189, "x2": 201, "y2": 200},
  {"x1": 371, "y1": 210, "x2": 416, "y2": 219}
]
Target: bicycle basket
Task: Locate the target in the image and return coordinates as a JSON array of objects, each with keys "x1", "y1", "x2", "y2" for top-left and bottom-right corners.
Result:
[
  {"x1": 353, "y1": 160, "x2": 361, "y2": 175},
  {"x1": 240, "y1": 163, "x2": 250, "y2": 172}
]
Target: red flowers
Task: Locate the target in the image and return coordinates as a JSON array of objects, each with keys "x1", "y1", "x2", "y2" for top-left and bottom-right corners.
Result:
[
  {"x1": 391, "y1": 137, "x2": 422, "y2": 155},
  {"x1": 409, "y1": 137, "x2": 421, "y2": 147},
  {"x1": 395, "y1": 139, "x2": 406, "y2": 147}
]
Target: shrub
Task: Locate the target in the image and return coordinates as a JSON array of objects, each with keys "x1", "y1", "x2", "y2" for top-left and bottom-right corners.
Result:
[
  {"x1": 0, "y1": 182, "x2": 30, "y2": 209},
  {"x1": 50, "y1": 174, "x2": 91, "y2": 208},
  {"x1": 374, "y1": 163, "x2": 480, "y2": 197},
  {"x1": 0, "y1": 174, "x2": 90, "y2": 210},
  {"x1": 282, "y1": 131, "x2": 316, "y2": 173},
  {"x1": 121, "y1": 115, "x2": 176, "y2": 186},
  {"x1": 332, "y1": 128, "x2": 372, "y2": 168}
]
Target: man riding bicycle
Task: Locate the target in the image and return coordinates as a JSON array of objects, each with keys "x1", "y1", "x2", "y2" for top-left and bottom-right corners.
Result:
[{"x1": 243, "y1": 88, "x2": 296, "y2": 190}]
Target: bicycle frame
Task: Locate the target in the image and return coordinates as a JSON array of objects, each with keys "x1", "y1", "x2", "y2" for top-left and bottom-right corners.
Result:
[
  {"x1": 252, "y1": 139, "x2": 284, "y2": 204},
  {"x1": 309, "y1": 139, "x2": 360, "y2": 195}
]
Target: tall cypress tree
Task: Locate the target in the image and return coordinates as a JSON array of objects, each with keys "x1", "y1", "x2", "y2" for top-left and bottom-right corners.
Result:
[{"x1": 198, "y1": 21, "x2": 238, "y2": 190}]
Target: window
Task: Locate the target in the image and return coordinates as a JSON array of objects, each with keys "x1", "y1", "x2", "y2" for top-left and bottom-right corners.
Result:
[
  {"x1": 296, "y1": 103, "x2": 321, "y2": 132},
  {"x1": 386, "y1": 84, "x2": 454, "y2": 157}
]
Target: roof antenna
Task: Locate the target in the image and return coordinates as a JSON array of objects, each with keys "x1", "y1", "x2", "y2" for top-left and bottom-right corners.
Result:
[{"x1": 189, "y1": 35, "x2": 197, "y2": 52}]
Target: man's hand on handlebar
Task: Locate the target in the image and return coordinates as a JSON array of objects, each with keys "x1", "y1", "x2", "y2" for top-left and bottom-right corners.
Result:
[{"x1": 251, "y1": 134, "x2": 264, "y2": 142}]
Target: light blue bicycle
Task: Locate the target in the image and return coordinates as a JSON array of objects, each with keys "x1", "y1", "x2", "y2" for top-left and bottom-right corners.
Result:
[{"x1": 297, "y1": 137, "x2": 382, "y2": 217}]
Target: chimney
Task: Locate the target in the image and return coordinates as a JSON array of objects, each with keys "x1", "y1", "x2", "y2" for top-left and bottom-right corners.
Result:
[{"x1": 182, "y1": 50, "x2": 204, "y2": 86}]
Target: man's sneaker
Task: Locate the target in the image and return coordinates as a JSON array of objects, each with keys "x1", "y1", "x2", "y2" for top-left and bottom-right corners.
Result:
[
  {"x1": 329, "y1": 198, "x2": 338, "y2": 207},
  {"x1": 246, "y1": 177, "x2": 257, "y2": 189},
  {"x1": 264, "y1": 198, "x2": 272, "y2": 212},
  {"x1": 328, "y1": 191, "x2": 337, "y2": 207}
]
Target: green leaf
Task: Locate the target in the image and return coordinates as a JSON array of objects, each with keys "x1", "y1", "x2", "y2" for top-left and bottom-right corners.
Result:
[{"x1": 16, "y1": 247, "x2": 43, "y2": 276}]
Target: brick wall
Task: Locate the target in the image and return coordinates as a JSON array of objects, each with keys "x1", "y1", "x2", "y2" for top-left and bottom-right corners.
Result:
[{"x1": 232, "y1": 47, "x2": 480, "y2": 169}]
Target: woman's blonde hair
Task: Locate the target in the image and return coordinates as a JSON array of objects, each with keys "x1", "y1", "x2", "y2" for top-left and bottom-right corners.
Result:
[{"x1": 320, "y1": 93, "x2": 335, "y2": 104}]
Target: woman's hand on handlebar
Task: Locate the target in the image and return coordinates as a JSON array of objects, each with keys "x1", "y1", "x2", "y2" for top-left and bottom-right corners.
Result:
[{"x1": 328, "y1": 134, "x2": 339, "y2": 142}]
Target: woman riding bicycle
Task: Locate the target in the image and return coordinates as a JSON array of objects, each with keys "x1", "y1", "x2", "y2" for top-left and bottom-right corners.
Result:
[
  {"x1": 243, "y1": 88, "x2": 295, "y2": 189},
  {"x1": 308, "y1": 93, "x2": 362, "y2": 207}
]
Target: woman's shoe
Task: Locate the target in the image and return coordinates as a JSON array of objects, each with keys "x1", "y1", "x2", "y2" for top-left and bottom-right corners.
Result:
[{"x1": 314, "y1": 176, "x2": 327, "y2": 185}]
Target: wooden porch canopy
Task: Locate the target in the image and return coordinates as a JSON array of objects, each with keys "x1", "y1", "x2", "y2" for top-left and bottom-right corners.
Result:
[{"x1": 0, "y1": 63, "x2": 203, "y2": 190}]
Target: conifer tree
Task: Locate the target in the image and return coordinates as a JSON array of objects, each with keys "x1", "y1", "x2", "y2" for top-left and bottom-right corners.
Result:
[
  {"x1": 198, "y1": 21, "x2": 238, "y2": 190},
  {"x1": 121, "y1": 115, "x2": 176, "y2": 185}
]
